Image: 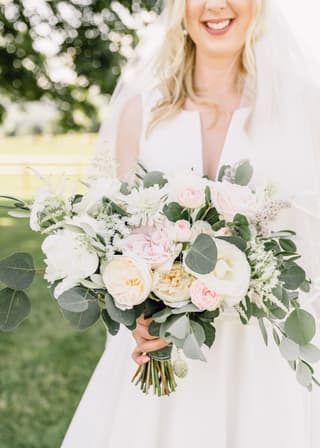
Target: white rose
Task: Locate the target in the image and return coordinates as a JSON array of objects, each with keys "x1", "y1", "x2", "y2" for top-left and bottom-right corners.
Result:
[
  {"x1": 152, "y1": 263, "x2": 193, "y2": 308},
  {"x1": 102, "y1": 256, "x2": 152, "y2": 310},
  {"x1": 212, "y1": 181, "x2": 258, "y2": 222},
  {"x1": 74, "y1": 178, "x2": 121, "y2": 215},
  {"x1": 184, "y1": 238, "x2": 251, "y2": 307},
  {"x1": 42, "y1": 229, "x2": 99, "y2": 299}
]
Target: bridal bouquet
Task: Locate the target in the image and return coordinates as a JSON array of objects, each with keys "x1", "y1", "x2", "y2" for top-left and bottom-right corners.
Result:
[{"x1": 1, "y1": 159, "x2": 320, "y2": 396}]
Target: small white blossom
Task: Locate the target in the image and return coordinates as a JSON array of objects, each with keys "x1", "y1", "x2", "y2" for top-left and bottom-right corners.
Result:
[{"x1": 124, "y1": 185, "x2": 167, "y2": 227}]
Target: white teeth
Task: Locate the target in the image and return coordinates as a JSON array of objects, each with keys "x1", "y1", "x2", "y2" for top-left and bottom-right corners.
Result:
[{"x1": 206, "y1": 20, "x2": 231, "y2": 30}]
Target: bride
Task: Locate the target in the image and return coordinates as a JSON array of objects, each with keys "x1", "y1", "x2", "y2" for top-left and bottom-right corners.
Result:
[{"x1": 62, "y1": 0, "x2": 320, "y2": 447}]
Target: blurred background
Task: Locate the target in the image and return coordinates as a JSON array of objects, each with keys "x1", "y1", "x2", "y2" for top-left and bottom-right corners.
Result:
[{"x1": 0, "y1": 0, "x2": 319, "y2": 447}]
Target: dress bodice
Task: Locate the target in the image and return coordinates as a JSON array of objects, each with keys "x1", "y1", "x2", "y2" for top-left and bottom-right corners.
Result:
[{"x1": 139, "y1": 88, "x2": 252, "y2": 181}]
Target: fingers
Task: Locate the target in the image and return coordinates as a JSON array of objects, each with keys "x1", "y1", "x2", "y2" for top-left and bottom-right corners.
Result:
[
  {"x1": 131, "y1": 338, "x2": 171, "y2": 366},
  {"x1": 136, "y1": 313, "x2": 152, "y2": 327},
  {"x1": 132, "y1": 323, "x2": 158, "y2": 341}
]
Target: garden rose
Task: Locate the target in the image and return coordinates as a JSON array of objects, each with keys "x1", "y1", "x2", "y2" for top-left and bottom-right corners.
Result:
[
  {"x1": 212, "y1": 181, "x2": 258, "y2": 222},
  {"x1": 122, "y1": 227, "x2": 180, "y2": 269},
  {"x1": 42, "y1": 229, "x2": 99, "y2": 299},
  {"x1": 190, "y1": 280, "x2": 223, "y2": 311},
  {"x1": 152, "y1": 263, "x2": 193, "y2": 308},
  {"x1": 102, "y1": 256, "x2": 152, "y2": 310},
  {"x1": 184, "y1": 238, "x2": 251, "y2": 307},
  {"x1": 165, "y1": 172, "x2": 207, "y2": 209}
]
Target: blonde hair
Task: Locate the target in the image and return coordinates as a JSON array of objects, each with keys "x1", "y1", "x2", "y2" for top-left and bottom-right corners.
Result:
[{"x1": 147, "y1": 0, "x2": 265, "y2": 136}]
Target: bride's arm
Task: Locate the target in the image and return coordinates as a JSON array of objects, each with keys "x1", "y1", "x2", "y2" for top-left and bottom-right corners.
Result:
[{"x1": 115, "y1": 96, "x2": 170, "y2": 366}]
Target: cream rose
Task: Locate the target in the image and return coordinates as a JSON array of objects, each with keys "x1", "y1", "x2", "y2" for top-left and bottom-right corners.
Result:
[
  {"x1": 102, "y1": 256, "x2": 152, "y2": 310},
  {"x1": 212, "y1": 181, "x2": 258, "y2": 222},
  {"x1": 165, "y1": 172, "x2": 207, "y2": 209},
  {"x1": 152, "y1": 263, "x2": 193, "y2": 308},
  {"x1": 184, "y1": 238, "x2": 251, "y2": 307},
  {"x1": 174, "y1": 220, "x2": 192, "y2": 242}
]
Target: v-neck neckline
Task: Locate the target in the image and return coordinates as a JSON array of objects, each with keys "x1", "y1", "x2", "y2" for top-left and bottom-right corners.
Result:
[{"x1": 180, "y1": 106, "x2": 251, "y2": 181}]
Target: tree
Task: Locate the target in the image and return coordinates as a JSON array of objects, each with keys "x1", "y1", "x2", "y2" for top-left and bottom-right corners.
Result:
[{"x1": 0, "y1": 0, "x2": 161, "y2": 131}]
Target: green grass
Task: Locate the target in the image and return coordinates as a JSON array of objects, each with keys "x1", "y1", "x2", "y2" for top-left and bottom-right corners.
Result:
[{"x1": 0, "y1": 209, "x2": 106, "y2": 448}]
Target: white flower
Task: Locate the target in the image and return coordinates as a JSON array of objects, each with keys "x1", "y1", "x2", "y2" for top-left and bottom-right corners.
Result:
[
  {"x1": 184, "y1": 238, "x2": 251, "y2": 307},
  {"x1": 102, "y1": 256, "x2": 152, "y2": 310},
  {"x1": 124, "y1": 185, "x2": 167, "y2": 226},
  {"x1": 152, "y1": 263, "x2": 193, "y2": 308},
  {"x1": 165, "y1": 171, "x2": 207, "y2": 209},
  {"x1": 74, "y1": 178, "x2": 121, "y2": 215},
  {"x1": 42, "y1": 229, "x2": 99, "y2": 299},
  {"x1": 212, "y1": 181, "x2": 258, "y2": 222}
]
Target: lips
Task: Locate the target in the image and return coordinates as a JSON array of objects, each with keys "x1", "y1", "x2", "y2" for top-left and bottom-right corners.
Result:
[{"x1": 202, "y1": 18, "x2": 235, "y2": 35}]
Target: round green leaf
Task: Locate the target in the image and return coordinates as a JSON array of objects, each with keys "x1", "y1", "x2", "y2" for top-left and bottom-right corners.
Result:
[
  {"x1": 61, "y1": 300, "x2": 100, "y2": 330},
  {"x1": 280, "y1": 264, "x2": 306, "y2": 290},
  {"x1": 185, "y1": 234, "x2": 217, "y2": 275},
  {"x1": 285, "y1": 309, "x2": 316, "y2": 345},
  {"x1": 101, "y1": 309, "x2": 120, "y2": 336},
  {"x1": 0, "y1": 288, "x2": 31, "y2": 331},
  {"x1": 57, "y1": 287, "x2": 92, "y2": 312},
  {"x1": 299, "y1": 343, "x2": 320, "y2": 364},
  {"x1": 0, "y1": 252, "x2": 35, "y2": 290},
  {"x1": 296, "y1": 361, "x2": 313, "y2": 387},
  {"x1": 279, "y1": 336, "x2": 300, "y2": 361},
  {"x1": 143, "y1": 171, "x2": 167, "y2": 188}
]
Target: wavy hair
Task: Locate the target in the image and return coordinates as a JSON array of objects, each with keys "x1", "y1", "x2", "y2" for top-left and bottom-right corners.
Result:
[{"x1": 147, "y1": 0, "x2": 265, "y2": 136}]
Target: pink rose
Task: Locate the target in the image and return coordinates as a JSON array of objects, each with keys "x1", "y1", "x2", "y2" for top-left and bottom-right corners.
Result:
[
  {"x1": 174, "y1": 220, "x2": 192, "y2": 242},
  {"x1": 177, "y1": 187, "x2": 205, "y2": 209},
  {"x1": 190, "y1": 279, "x2": 223, "y2": 311},
  {"x1": 122, "y1": 227, "x2": 174, "y2": 268}
]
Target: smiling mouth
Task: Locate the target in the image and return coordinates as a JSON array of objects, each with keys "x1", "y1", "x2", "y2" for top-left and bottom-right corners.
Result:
[{"x1": 203, "y1": 18, "x2": 235, "y2": 34}]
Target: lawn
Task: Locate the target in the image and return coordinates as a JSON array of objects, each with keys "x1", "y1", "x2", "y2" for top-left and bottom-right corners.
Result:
[{"x1": 0, "y1": 207, "x2": 106, "y2": 445}]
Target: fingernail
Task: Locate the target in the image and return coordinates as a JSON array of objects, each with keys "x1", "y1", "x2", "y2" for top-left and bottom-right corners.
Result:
[{"x1": 143, "y1": 356, "x2": 150, "y2": 363}]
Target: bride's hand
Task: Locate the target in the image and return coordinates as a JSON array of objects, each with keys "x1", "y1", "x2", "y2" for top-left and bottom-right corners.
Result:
[{"x1": 132, "y1": 314, "x2": 170, "y2": 366}]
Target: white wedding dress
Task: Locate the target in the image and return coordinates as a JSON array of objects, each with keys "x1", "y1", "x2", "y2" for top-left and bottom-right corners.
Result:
[{"x1": 61, "y1": 88, "x2": 320, "y2": 448}]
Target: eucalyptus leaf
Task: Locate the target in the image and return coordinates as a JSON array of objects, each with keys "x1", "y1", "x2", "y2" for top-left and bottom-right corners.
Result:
[
  {"x1": 57, "y1": 287, "x2": 93, "y2": 312},
  {"x1": 167, "y1": 315, "x2": 190, "y2": 339},
  {"x1": 279, "y1": 337, "x2": 300, "y2": 361},
  {"x1": 171, "y1": 304, "x2": 201, "y2": 314},
  {"x1": 153, "y1": 307, "x2": 173, "y2": 323},
  {"x1": 258, "y1": 318, "x2": 268, "y2": 346},
  {"x1": 0, "y1": 252, "x2": 35, "y2": 290},
  {"x1": 104, "y1": 293, "x2": 136, "y2": 327},
  {"x1": 185, "y1": 234, "x2": 217, "y2": 275},
  {"x1": 0, "y1": 288, "x2": 31, "y2": 331},
  {"x1": 279, "y1": 238, "x2": 297, "y2": 253},
  {"x1": 299, "y1": 344, "x2": 320, "y2": 364},
  {"x1": 183, "y1": 333, "x2": 206, "y2": 361},
  {"x1": 285, "y1": 309, "x2": 316, "y2": 345},
  {"x1": 163, "y1": 202, "x2": 189, "y2": 222},
  {"x1": 202, "y1": 321, "x2": 216, "y2": 348},
  {"x1": 143, "y1": 171, "x2": 167, "y2": 188},
  {"x1": 234, "y1": 160, "x2": 253, "y2": 186},
  {"x1": 272, "y1": 328, "x2": 281, "y2": 346},
  {"x1": 101, "y1": 309, "x2": 120, "y2": 336},
  {"x1": 61, "y1": 299, "x2": 100, "y2": 330},
  {"x1": 280, "y1": 264, "x2": 306, "y2": 290},
  {"x1": 216, "y1": 236, "x2": 247, "y2": 252},
  {"x1": 296, "y1": 361, "x2": 313, "y2": 387},
  {"x1": 190, "y1": 320, "x2": 206, "y2": 346}
]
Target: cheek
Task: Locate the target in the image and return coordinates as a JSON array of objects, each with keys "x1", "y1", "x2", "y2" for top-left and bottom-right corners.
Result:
[{"x1": 185, "y1": 0, "x2": 204, "y2": 34}]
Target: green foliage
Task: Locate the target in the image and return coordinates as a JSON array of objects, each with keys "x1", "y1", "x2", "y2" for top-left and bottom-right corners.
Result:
[
  {"x1": 184, "y1": 234, "x2": 217, "y2": 275},
  {"x1": 0, "y1": 0, "x2": 160, "y2": 131},
  {"x1": 0, "y1": 288, "x2": 31, "y2": 331},
  {"x1": 0, "y1": 252, "x2": 35, "y2": 290},
  {"x1": 285, "y1": 309, "x2": 316, "y2": 345}
]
